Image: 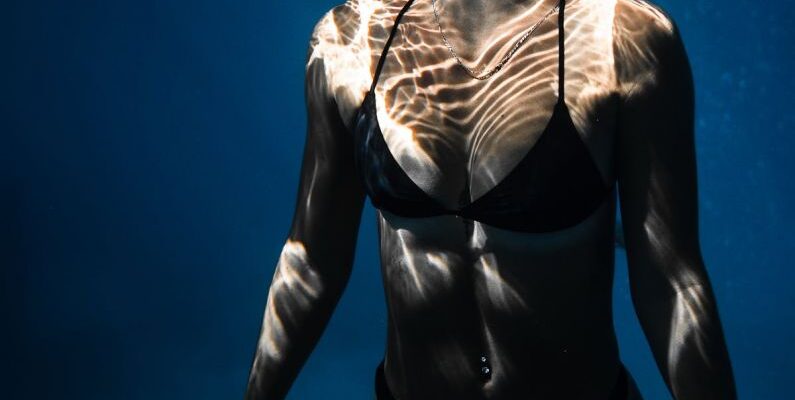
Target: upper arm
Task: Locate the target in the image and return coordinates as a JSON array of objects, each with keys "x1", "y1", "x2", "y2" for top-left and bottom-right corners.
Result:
[
  {"x1": 614, "y1": 2, "x2": 707, "y2": 302},
  {"x1": 287, "y1": 7, "x2": 367, "y2": 283}
]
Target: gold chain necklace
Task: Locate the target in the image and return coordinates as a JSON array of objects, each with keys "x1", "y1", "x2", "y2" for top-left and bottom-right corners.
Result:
[{"x1": 430, "y1": 0, "x2": 561, "y2": 80}]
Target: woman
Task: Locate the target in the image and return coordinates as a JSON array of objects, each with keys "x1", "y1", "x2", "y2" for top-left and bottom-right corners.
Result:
[{"x1": 245, "y1": 0, "x2": 737, "y2": 398}]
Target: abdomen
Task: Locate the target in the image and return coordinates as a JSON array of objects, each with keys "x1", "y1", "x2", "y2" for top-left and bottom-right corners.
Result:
[{"x1": 375, "y1": 192, "x2": 623, "y2": 399}]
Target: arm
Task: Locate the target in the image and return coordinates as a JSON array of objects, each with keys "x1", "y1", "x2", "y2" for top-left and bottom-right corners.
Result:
[
  {"x1": 245, "y1": 17, "x2": 366, "y2": 400},
  {"x1": 615, "y1": 15, "x2": 737, "y2": 400}
]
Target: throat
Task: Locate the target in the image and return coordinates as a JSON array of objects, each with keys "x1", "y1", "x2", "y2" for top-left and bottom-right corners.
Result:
[
  {"x1": 439, "y1": 0, "x2": 550, "y2": 31},
  {"x1": 432, "y1": 0, "x2": 556, "y2": 66}
]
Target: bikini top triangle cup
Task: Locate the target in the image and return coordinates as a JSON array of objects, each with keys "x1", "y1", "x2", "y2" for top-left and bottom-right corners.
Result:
[{"x1": 351, "y1": 0, "x2": 616, "y2": 233}]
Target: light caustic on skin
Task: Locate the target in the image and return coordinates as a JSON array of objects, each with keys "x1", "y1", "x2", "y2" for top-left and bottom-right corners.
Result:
[
  {"x1": 247, "y1": 1, "x2": 718, "y2": 398},
  {"x1": 642, "y1": 196, "x2": 717, "y2": 395},
  {"x1": 308, "y1": 0, "x2": 675, "y2": 209},
  {"x1": 256, "y1": 240, "x2": 321, "y2": 363},
  {"x1": 307, "y1": 0, "x2": 685, "y2": 314},
  {"x1": 383, "y1": 223, "x2": 458, "y2": 305}
]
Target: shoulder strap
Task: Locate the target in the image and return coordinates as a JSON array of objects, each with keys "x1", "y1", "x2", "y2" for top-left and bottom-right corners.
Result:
[
  {"x1": 558, "y1": 0, "x2": 566, "y2": 100},
  {"x1": 369, "y1": 0, "x2": 416, "y2": 94}
]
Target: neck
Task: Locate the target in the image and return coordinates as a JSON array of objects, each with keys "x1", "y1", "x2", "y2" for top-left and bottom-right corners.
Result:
[
  {"x1": 434, "y1": 0, "x2": 556, "y2": 41},
  {"x1": 437, "y1": 0, "x2": 554, "y2": 24},
  {"x1": 444, "y1": 0, "x2": 547, "y2": 14}
]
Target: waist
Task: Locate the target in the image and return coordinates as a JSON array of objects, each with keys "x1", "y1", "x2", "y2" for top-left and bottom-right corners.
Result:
[{"x1": 375, "y1": 356, "x2": 630, "y2": 400}]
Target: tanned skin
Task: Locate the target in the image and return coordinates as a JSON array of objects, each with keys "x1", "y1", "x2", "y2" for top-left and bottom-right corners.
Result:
[{"x1": 245, "y1": 1, "x2": 737, "y2": 399}]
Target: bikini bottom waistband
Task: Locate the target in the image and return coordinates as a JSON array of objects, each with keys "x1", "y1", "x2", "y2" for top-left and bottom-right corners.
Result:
[{"x1": 373, "y1": 359, "x2": 630, "y2": 400}]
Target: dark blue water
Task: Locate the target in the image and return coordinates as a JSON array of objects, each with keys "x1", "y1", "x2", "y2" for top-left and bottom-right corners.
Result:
[{"x1": 3, "y1": 1, "x2": 793, "y2": 399}]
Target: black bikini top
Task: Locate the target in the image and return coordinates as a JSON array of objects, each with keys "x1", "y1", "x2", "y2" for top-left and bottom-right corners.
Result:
[{"x1": 351, "y1": 0, "x2": 615, "y2": 233}]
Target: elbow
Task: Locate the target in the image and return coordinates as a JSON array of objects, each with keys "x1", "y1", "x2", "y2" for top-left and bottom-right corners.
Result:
[
  {"x1": 251, "y1": 240, "x2": 342, "y2": 364},
  {"x1": 626, "y1": 242, "x2": 711, "y2": 310},
  {"x1": 271, "y1": 239, "x2": 350, "y2": 306}
]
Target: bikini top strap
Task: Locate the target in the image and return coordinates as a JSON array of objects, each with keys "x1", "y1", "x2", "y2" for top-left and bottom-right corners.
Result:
[
  {"x1": 369, "y1": 0, "x2": 416, "y2": 94},
  {"x1": 558, "y1": 0, "x2": 566, "y2": 100}
]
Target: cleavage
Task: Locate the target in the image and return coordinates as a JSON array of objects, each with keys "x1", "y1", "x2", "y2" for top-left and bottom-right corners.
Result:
[{"x1": 371, "y1": 81, "x2": 562, "y2": 208}]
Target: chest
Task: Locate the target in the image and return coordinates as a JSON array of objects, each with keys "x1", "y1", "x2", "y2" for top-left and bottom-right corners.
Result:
[{"x1": 340, "y1": 4, "x2": 621, "y2": 209}]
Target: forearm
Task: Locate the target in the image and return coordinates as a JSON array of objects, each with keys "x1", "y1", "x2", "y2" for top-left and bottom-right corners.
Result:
[
  {"x1": 245, "y1": 240, "x2": 351, "y2": 400},
  {"x1": 632, "y1": 276, "x2": 737, "y2": 399}
]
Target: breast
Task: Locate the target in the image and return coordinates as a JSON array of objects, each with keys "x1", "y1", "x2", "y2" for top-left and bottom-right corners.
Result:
[
  {"x1": 353, "y1": 90, "x2": 616, "y2": 234},
  {"x1": 454, "y1": 100, "x2": 616, "y2": 233}
]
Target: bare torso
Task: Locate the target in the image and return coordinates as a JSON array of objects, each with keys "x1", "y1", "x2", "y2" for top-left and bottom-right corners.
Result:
[
  {"x1": 330, "y1": 1, "x2": 642, "y2": 397},
  {"x1": 245, "y1": 1, "x2": 738, "y2": 399},
  {"x1": 377, "y1": 197, "x2": 623, "y2": 398}
]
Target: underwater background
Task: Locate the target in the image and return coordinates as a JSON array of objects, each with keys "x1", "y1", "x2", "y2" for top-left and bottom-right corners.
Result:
[{"x1": 3, "y1": 0, "x2": 793, "y2": 398}]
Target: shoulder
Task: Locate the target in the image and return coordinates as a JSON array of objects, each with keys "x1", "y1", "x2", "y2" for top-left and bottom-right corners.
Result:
[
  {"x1": 306, "y1": 0, "x2": 406, "y2": 76},
  {"x1": 613, "y1": 0, "x2": 677, "y2": 37},
  {"x1": 307, "y1": 0, "x2": 407, "y2": 71},
  {"x1": 305, "y1": 1, "x2": 406, "y2": 123},
  {"x1": 611, "y1": 0, "x2": 689, "y2": 96},
  {"x1": 306, "y1": 1, "x2": 359, "y2": 66}
]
